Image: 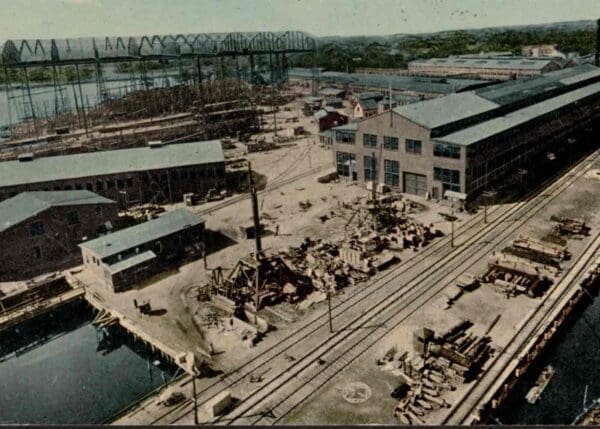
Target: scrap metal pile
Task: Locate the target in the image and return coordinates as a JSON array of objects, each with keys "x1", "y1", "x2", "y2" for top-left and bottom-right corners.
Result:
[
  {"x1": 551, "y1": 215, "x2": 591, "y2": 236},
  {"x1": 383, "y1": 322, "x2": 495, "y2": 425}
]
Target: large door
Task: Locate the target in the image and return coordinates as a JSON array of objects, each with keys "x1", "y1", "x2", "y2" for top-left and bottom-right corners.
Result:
[{"x1": 403, "y1": 172, "x2": 427, "y2": 197}]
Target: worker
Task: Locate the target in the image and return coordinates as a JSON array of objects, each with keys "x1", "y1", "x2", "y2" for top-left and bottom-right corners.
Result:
[{"x1": 275, "y1": 224, "x2": 280, "y2": 236}]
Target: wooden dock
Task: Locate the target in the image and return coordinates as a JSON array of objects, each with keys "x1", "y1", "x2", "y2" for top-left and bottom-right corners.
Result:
[
  {"x1": 81, "y1": 284, "x2": 195, "y2": 374},
  {"x1": 0, "y1": 286, "x2": 85, "y2": 333}
]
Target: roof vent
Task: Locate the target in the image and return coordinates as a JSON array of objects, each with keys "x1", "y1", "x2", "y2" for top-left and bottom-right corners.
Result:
[
  {"x1": 148, "y1": 140, "x2": 163, "y2": 148},
  {"x1": 18, "y1": 153, "x2": 34, "y2": 162}
]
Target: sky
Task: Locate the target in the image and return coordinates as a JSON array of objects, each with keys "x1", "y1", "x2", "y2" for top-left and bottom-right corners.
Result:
[{"x1": 0, "y1": 0, "x2": 598, "y2": 40}]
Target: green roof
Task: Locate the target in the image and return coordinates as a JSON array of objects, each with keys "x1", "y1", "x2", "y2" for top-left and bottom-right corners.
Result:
[
  {"x1": 108, "y1": 250, "x2": 157, "y2": 274},
  {"x1": 0, "y1": 191, "x2": 115, "y2": 233},
  {"x1": 0, "y1": 140, "x2": 224, "y2": 188},
  {"x1": 393, "y1": 93, "x2": 499, "y2": 129},
  {"x1": 79, "y1": 208, "x2": 204, "y2": 258}
]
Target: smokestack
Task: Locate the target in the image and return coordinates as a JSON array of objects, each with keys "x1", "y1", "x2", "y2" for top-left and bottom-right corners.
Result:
[{"x1": 596, "y1": 18, "x2": 600, "y2": 67}]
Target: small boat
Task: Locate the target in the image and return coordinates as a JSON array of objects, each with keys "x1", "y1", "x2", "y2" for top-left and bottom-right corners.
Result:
[{"x1": 526, "y1": 365, "x2": 555, "y2": 404}]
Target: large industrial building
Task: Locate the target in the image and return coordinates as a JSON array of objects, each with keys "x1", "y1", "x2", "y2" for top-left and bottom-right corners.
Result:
[
  {"x1": 288, "y1": 68, "x2": 493, "y2": 99},
  {"x1": 407, "y1": 57, "x2": 562, "y2": 80},
  {"x1": 0, "y1": 140, "x2": 225, "y2": 206},
  {"x1": 331, "y1": 65, "x2": 600, "y2": 200},
  {"x1": 0, "y1": 191, "x2": 118, "y2": 280}
]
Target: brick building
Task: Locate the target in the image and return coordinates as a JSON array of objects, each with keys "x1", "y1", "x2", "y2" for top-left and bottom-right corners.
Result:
[
  {"x1": 331, "y1": 65, "x2": 600, "y2": 200},
  {"x1": 79, "y1": 208, "x2": 205, "y2": 292},
  {"x1": 0, "y1": 140, "x2": 225, "y2": 207},
  {"x1": 0, "y1": 191, "x2": 118, "y2": 281},
  {"x1": 314, "y1": 107, "x2": 349, "y2": 132}
]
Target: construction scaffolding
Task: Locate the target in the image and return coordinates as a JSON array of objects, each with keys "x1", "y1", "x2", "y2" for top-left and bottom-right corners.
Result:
[{"x1": 0, "y1": 31, "x2": 316, "y2": 142}]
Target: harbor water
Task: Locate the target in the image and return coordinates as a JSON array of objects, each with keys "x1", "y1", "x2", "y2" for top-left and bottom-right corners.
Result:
[
  {"x1": 0, "y1": 301, "x2": 177, "y2": 424},
  {"x1": 494, "y1": 292, "x2": 600, "y2": 424}
]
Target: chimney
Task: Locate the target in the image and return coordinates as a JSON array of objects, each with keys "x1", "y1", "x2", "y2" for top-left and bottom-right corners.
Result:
[{"x1": 596, "y1": 18, "x2": 600, "y2": 67}]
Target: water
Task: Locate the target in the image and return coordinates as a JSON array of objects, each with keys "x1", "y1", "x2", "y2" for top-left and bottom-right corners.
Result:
[
  {"x1": 495, "y1": 293, "x2": 600, "y2": 424},
  {"x1": 0, "y1": 301, "x2": 177, "y2": 424}
]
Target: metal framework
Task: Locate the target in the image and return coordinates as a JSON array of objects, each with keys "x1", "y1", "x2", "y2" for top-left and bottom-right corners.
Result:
[
  {"x1": 0, "y1": 31, "x2": 316, "y2": 138},
  {"x1": 0, "y1": 31, "x2": 316, "y2": 66}
]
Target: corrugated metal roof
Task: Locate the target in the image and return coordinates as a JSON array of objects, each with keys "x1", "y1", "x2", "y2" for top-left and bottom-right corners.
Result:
[
  {"x1": 79, "y1": 208, "x2": 204, "y2": 258},
  {"x1": 0, "y1": 190, "x2": 115, "y2": 233},
  {"x1": 410, "y1": 57, "x2": 558, "y2": 70},
  {"x1": 0, "y1": 140, "x2": 224, "y2": 188},
  {"x1": 332, "y1": 122, "x2": 359, "y2": 132},
  {"x1": 436, "y1": 81, "x2": 600, "y2": 146},
  {"x1": 108, "y1": 250, "x2": 157, "y2": 274},
  {"x1": 316, "y1": 71, "x2": 490, "y2": 94},
  {"x1": 392, "y1": 93, "x2": 499, "y2": 129},
  {"x1": 319, "y1": 87, "x2": 345, "y2": 95},
  {"x1": 475, "y1": 64, "x2": 600, "y2": 106},
  {"x1": 358, "y1": 98, "x2": 379, "y2": 110}
]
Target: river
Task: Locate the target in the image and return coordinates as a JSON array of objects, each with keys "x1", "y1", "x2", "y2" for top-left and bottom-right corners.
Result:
[
  {"x1": 0, "y1": 301, "x2": 178, "y2": 424},
  {"x1": 494, "y1": 293, "x2": 600, "y2": 424}
]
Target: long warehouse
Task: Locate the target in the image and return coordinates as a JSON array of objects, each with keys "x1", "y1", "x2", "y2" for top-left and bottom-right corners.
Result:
[
  {"x1": 331, "y1": 64, "x2": 600, "y2": 199},
  {"x1": 0, "y1": 140, "x2": 225, "y2": 206}
]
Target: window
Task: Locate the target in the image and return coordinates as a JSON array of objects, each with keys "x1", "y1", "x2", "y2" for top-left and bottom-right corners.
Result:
[
  {"x1": 106, "y1": 180, "x2": 114, "y2": 190},
  {"x1": 66, "y1": 211, "x2": 80, "y2": 225},
  {"x1": 54, "y1": 186, "x2": 61, "y2": 191},
  {"x1": 405, "y1": 139, "x2": 422, "y2": 155},
  {"x1": 336, "y1": 152, "x2": 356, "y2": 177},
  {"x1": 75, "y1": 184, "x2": 83, "y2": 190},
  {"x1": 335, "y1": 131, "x2": 356, "y2": 144},
  {"x1": 434, "y1": 167, "x2": 461, "y2": 193},
  {"x1": 364, "y1": 156, "x2": 377, "y2": 181},
  {"x1": 86, "y1": 183, "x2": 93, "y2": 191},
  {"x1": 30, "y1": 221, "x2": 44, "y2": 236},
  {"x1": 126, "y1": 178, "x2": 133, "y2": 188},
  {"x1": 433, "y1": 143, "x2": 461, "y2": 159},
  {"x1": 96, "y1": 181, "x2": 105, "y2": 191},
  {"x1": 116, "y1": 179, "x2": 124, "y2": 189},
  {"x1": 33, "y1": 246, "x2": 42, "y2": 259},
  {"x1": 64, "y1": 185, "x2": 73, "y2": 190},
  {"x1": 383, "y1": 136, "x2": 399, "y2": 151},
  {"x1": 155, "y1": 241, "x2": 163, "y2": 254},
  {"x1": 384, "y1": 159, "x2": 400, "y2": 188},
  {"x1": 363, "y1": 133, "x2": 377, "y2": 147},
  {"x1": 95, "y1": 205, "x2": 103, "y2": 216}
]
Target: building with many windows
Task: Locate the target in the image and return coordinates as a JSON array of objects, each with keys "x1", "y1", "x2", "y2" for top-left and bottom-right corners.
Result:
[
  {"x1": 331, "y1": 65, "x2": 600, "y2": 200},
  {"x1": 0, "y1": 140, "x2": 225, "y2": 207}
]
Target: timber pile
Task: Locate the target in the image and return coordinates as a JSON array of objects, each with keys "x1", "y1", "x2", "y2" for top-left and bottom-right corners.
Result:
[
  {"x1": 512, "y1": 236, "x2": 571, "y2": 261},
  {"x1": 384, "y1": 323, "x2": 495, "y2": 424},
  {"x1": 551, "y1": 216, "x2": 591, "y2": 236}
]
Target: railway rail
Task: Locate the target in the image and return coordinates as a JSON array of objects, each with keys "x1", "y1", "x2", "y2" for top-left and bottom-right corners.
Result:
[{"x1": 115, "y1": 148, "x2": 598, "y2": 425}]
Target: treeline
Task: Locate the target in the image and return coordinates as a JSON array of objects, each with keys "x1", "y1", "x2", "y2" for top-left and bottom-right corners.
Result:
[
  {"x1": 291, "y1": 27, "x2": 596, "y2": 72},
  {"x1": 0, "y1": 66, "x2": 95, "y2": 84}
]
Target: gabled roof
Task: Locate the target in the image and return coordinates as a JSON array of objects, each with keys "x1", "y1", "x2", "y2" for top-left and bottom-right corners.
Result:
[
  {"x1": 80, "y1": 208, "x2": 204, "y2": 259},
  {"x1": 358, "y1": 98, "x2": 379, "y2": 111},
  {"x1": 0, "y1": 140, "x2": 225, "y2": 188},
  {"x1": 0, "y1": 191, "x2": 115, "y2": 233},
  {"x1": 435, "y1": 80, "x2": 600, "y2": 146},
  {"x1": 314, "y1": 106, "x2": 339, "y2": 119},
  {"x1": 392, "y1": 93, "x2": 499, "y2": 129}
]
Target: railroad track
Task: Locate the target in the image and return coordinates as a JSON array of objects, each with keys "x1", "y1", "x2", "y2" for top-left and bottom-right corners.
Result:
[
  {"x1": 218, "y1": 150, "x2": 600, "y2": 425},
  {"x1": 117, "y1": 149, "x2": 599, "y2": 425},
  {"x1": 443, "y1": 232, "x2": 600, "y2": 425}
]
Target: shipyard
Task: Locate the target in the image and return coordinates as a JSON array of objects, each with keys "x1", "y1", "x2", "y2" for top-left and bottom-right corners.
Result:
[{"x1": 1, "y1": 1, "x2": 600, "y2": 426}]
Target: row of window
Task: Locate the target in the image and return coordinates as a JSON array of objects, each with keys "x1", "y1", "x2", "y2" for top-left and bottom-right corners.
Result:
[
  {"x1": 336, "y1": 151, "x2": 461, "y2": 192},
  {"x1": 30, "y1": 206, "x2": 104, "y2": 236},
  {"x1": 360, "y1": 137, "x2": 461, "y2": 160},
  {"x1": 433, "y1": 143, "x2": 461, "y2": 159}
]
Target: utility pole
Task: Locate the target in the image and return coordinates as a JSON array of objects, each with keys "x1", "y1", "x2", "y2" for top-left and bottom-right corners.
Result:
[
  {"x1": 327, "y1": 288, "x2": 333, "y2": 333},
  {"x1": 247, "y1": 162, "x2": 262, "y2": 254},
  {"x1": 192, "y1": 371, "x2": 199, "y2": 425}
]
